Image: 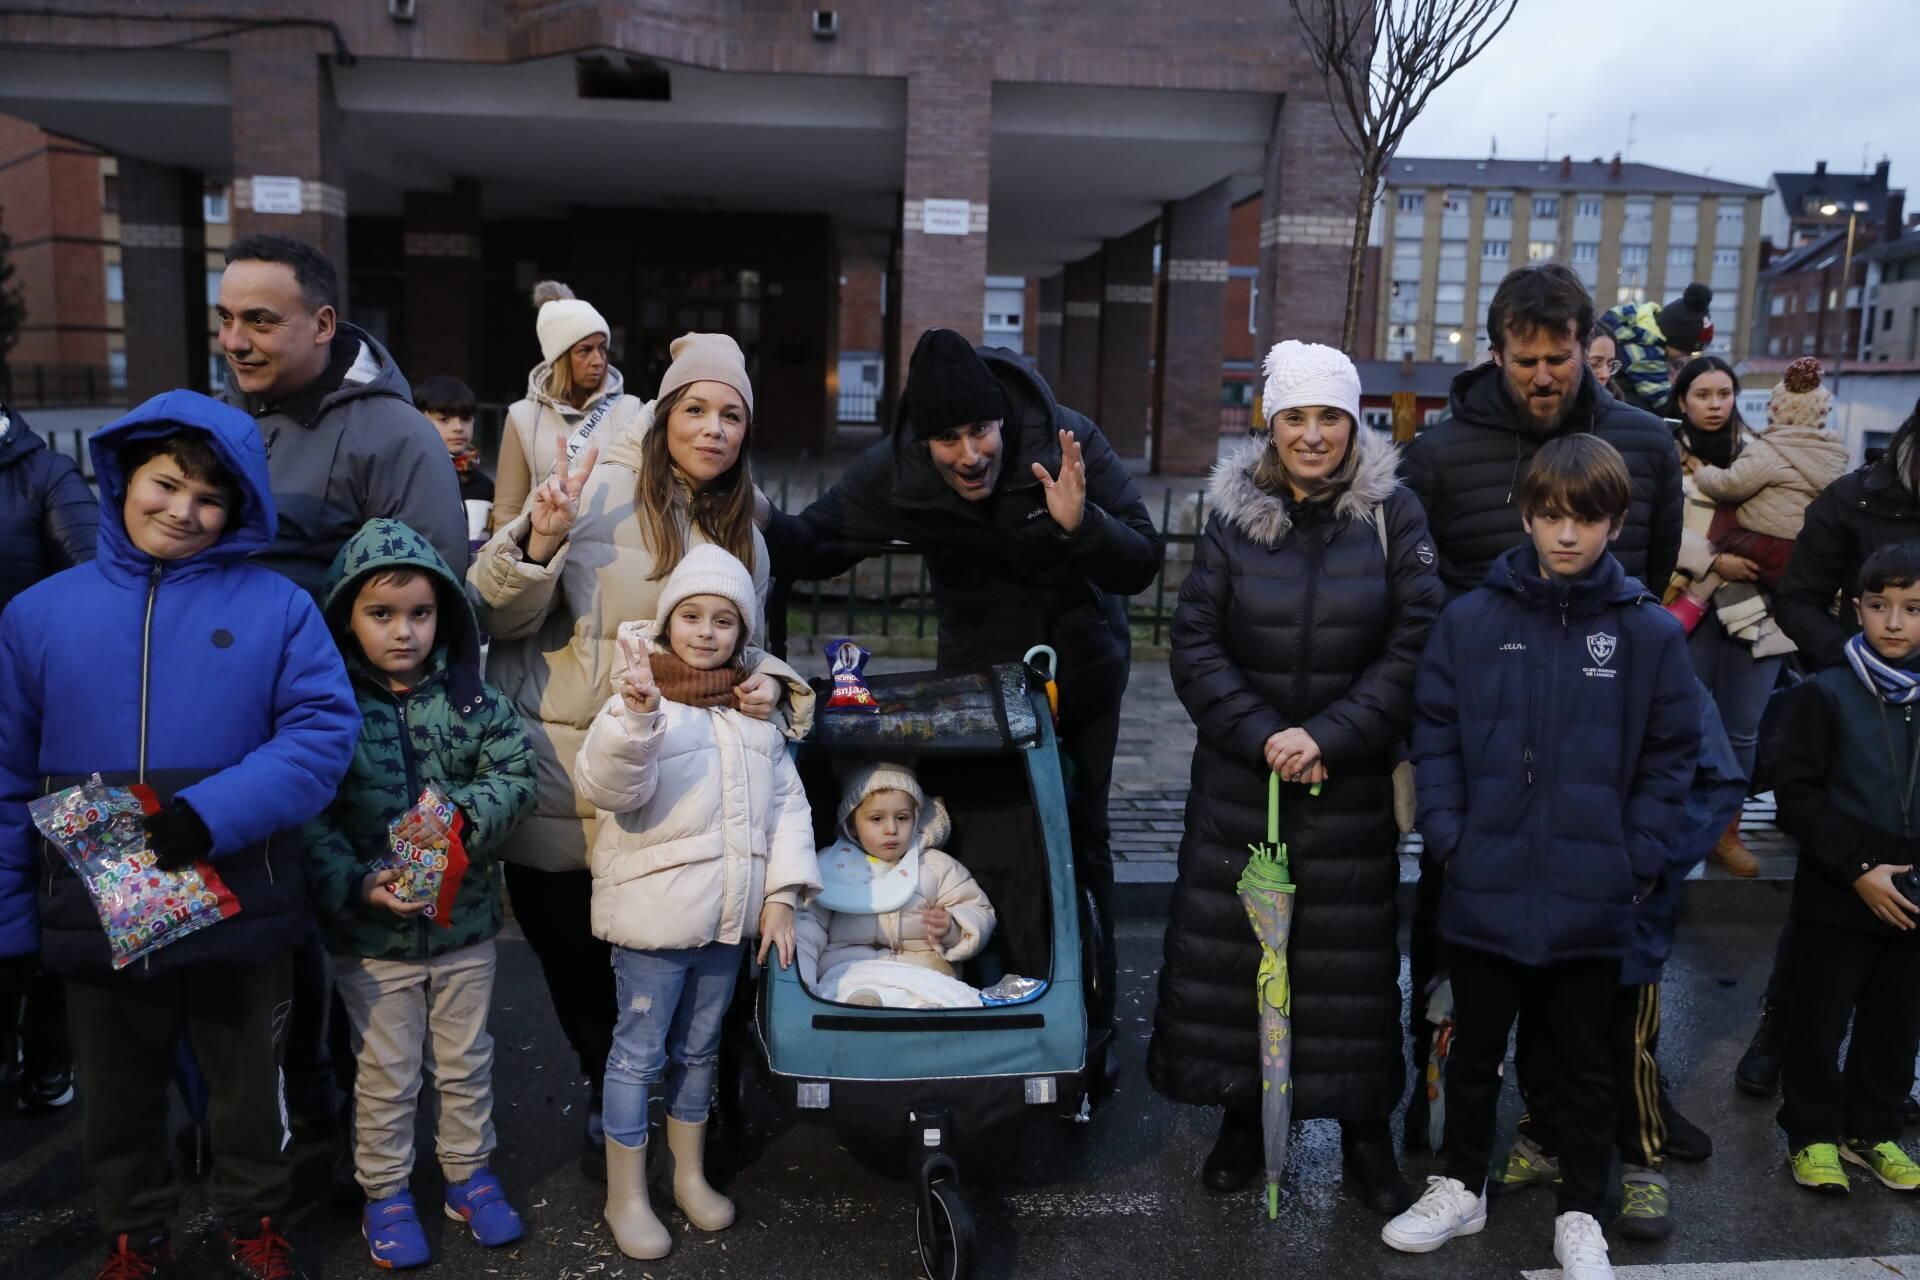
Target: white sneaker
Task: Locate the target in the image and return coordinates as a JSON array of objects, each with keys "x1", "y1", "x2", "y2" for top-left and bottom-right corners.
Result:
[
  {"x1": 1381, "y1": 1175, "x2": 1487, "y2": 1253},
  {"x1": 1553, "y1": 1211, "x2": 1614, "y2": 1280}
]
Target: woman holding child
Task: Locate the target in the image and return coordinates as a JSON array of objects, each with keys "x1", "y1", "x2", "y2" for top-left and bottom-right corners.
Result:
[
  {"x1": 467, "y1": 333, "x2": 812, "y2": 1175},
  {"x1": 1148, "y1": 341, "x2": 1443, "y2": 1214}
]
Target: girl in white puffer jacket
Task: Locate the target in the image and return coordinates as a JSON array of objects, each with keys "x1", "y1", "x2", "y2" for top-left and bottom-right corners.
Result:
[{"x1": 573, "y1": 545, "x2": 819, "y2": 1263}]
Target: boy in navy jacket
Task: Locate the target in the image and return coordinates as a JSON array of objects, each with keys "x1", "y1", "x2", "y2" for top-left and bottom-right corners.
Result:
[
  {"x1": 0, "y1": 392, "x2": 358, "y2": 1280},
  {"x1": 1386, "y1": 435, "x2": 1699, "y2": 1280}
]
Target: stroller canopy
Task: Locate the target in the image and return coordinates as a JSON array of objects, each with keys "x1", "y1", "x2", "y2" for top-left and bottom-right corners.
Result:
[{"x1": 807, "y1": 664, "x2": 1044, "y2": 754}]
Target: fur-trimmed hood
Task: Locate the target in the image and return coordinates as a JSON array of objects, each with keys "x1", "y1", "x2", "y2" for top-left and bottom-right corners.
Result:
[{"x1": 1205, "y1": 423, "x2": 1402, "y2": 548}]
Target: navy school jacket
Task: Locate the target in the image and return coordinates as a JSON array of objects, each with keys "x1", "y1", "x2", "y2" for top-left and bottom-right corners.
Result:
[
  {"x1": 0, "y1": 391, "x2": 359, "y2": 975},
  {"x1": 1411, "y1": 544, "x2": 1701, "y2": 967}
]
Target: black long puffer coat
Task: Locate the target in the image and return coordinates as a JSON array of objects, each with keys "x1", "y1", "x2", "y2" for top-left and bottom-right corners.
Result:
[
  {"x1": 0, "y1": 407, "x2": 98, "y2": 617},
  {"x1": 1149, "y1": 428, "x2": 1444, "y2": 1119}
]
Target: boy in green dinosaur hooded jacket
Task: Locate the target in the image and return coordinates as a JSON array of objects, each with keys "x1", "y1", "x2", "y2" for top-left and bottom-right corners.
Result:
[{"x1": 303, "y1": 517, "x2": 537, "y2": 1269}]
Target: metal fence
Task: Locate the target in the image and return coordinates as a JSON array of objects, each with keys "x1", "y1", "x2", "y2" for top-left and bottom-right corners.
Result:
[
  {"x1": 837, "y1": 382, "x2": 880, "y2": 424},
  {"x1": 2, "y1": 364, "x2": 126, "y2": 410}
]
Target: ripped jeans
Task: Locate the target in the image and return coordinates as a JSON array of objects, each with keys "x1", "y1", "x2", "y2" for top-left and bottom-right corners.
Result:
[{"x1": 602, "y1": 941, "x2": 744, "y2": 1146}]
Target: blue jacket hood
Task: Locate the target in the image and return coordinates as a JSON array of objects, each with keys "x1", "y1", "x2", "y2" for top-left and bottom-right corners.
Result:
[
  {"x1": 88, "y1": 390, "x2": 277, "y2": 579},
  {"x1": 1485, "y1": 543, "x2": 1651, "y2": 614}
]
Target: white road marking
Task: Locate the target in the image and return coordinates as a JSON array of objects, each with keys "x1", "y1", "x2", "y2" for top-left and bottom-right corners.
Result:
[{"x1": 1522, "y1": 1257, "x2": 1920, "y2": 1278}]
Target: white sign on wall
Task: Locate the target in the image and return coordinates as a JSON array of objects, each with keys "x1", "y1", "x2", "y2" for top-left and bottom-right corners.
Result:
[
  {"x1": 921, "y1": 198, "x2": 972, "y2": 236},
  {"x1": 251, "y1": 176, "x2": 305, "y2": 216}
]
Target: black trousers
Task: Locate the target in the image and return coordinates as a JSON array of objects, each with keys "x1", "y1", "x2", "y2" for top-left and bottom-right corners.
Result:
[
  {"x1": 1779, "y1": 922, "x2": 1920, "y2": 1149},
  {"x1": 1442, "y1": 946, "x2": 1619, "y2": 1219},
  {"x1": 1059, "y1": 701, "x2": 1119, "y2": 1034},
  {"x1": 1, "y1": 967, "x2": 71, "y2": 1079},
  {"x1": 282, "y1": 920, "x2": 339, "y2": 1117},
  {"x1": 66, "y1": 953, "x2": 294, "y2": 1238},
  {"x1": 1516, "y1": 981, "x2": 1667, "y2": 1171},
  {"x1": 504, "y1": 862, "x2": 615, "y2": 1086}
]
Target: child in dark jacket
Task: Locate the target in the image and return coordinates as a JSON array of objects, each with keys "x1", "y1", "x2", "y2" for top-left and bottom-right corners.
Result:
[
  {"x1": 1390, "y1": 435, "x2": 1700, "y2": 1280},
  {"x1": 0, "y1": 392, "x2": 359, "y2": 1280},
  {"x1": 303, "y1": 518, "x2": 538, "y2": 1269},
  {"x1": 1771, "y1": 540, "x2": 1920, "y2": 1196}
]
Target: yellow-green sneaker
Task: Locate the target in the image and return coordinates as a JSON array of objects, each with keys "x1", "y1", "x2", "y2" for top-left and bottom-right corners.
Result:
[
  {"x1": 1496, "y1": 1133, "x2": 1561, "y2": 1195},
  {"x1": 1842, "y1": 1139, "x2": 1920, "y2": 1191},
  {"x1": 1790, "y1": 1143, "x2": 1851, "y2": 1194}
]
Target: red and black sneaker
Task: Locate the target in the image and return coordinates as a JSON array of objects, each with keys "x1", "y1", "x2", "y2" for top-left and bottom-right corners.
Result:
[
  {"x1": 95, "y1": 1233, "x2": 174, "y2": 1280},
  {"x1": 222, "y1": 1217, "x2": 307, "y2": 1280}
]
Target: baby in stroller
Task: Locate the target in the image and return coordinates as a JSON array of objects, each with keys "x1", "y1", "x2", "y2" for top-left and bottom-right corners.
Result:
[{"x1": 797, "y1": 761, "x2": 996, "y2": 1007}]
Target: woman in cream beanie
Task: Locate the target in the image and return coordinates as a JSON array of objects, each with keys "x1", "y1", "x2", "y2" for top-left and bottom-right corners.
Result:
[{"x1": 492, "y1": 280, "x2": 646, "y2": 527}]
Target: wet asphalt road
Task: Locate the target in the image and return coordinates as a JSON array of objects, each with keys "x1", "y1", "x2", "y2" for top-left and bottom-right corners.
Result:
[{"x1": 3, "y1": 900, "x2": 1918, "y2": 1279}]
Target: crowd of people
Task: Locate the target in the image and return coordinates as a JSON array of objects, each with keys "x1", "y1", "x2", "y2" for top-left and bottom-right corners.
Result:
[{"x1": 0, "y1": 238, "x2": 1913, "y2": 1280}]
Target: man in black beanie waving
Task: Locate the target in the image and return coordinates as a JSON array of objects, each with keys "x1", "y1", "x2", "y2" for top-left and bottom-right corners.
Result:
[{"x1": 763, "y1": 328, "x2": 1163, "y2": 1063}]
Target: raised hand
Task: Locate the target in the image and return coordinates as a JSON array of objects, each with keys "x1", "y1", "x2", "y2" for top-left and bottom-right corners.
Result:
[
  {"x1": 1031, "y1": 429, "x2": 1087, "y2": 533},
  {"x1": 527, "y1": 444, "x2": 599, "y2": 561},
  {"x1": 617, "y1": 632, "x2": 661, "y2": 715}
]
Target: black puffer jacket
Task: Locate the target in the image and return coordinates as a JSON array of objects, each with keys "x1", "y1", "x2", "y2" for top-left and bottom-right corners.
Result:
[
  {"x1": 765, "y1": 347, "x2": 1163, "y2": 714},
  {"x1": 1775, "y1": 458, "x2": 1920, "y2": 672},
  {"x1": 1149, "y1": 430, "x2": 1444, "y2": 1118},
  {"x1": 0, "y1": 408, "x2": 98, "y2": 617},
  {"x1": 1401, "y1": 363, "x2": 1684, "y2": 598}
]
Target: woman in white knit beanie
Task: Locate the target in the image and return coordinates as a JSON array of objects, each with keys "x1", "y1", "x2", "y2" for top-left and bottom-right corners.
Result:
[{"x1": 492, "y1": 280, "x2": 647, "y2": 528}]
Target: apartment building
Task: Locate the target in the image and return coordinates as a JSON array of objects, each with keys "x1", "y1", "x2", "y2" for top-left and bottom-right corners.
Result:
[{"x1": 1372, "y1": 156, "x2": 1765, "y2": 365}]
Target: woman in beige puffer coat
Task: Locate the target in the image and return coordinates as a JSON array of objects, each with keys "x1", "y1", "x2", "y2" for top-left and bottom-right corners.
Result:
[
  {"x1": 468, "y1": 332, "x2": 812, "y2": 1168},
  {"x1": 491, "y1": 281, "x2": 648, "y2": 529},
  {"x1": 796, "y1": 762, "x2": 996, "y2": 985}
]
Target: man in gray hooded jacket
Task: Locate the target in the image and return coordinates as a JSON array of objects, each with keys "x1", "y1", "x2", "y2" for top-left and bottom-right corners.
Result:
[{"x1": 217, "y1": 233, "x2": 468, "y2": 598}]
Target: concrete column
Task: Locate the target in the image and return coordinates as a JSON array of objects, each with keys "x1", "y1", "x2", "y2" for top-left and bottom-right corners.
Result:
[
  {"x1": 228, "y1": 40, "x2": 348, "y2": 288},
  {"x1": 1154, "y1": 179, "x2": 1231, "y2": 477},
  {"x1": 1096, "y1": 222, "x2": 1157, "y2": 460},
  {"x1": 1255, "y1": 92, "x2": 1358, "y2": 361},
  {"x1": 1035, "y1": 272, "x2": 1064, "y2": 391},
  {"x1": 117, "y1": 157, "x2": 208, "y2": 401},
  {"x1": 898, "y1": 52, "x2": 990, "y2": 350},
  {"x1": 1058, "y1": 252, "x2": 1104, "y2": 416},
  {"x1": 402, "y1": 179, "x2": 483, "y2": 385}
]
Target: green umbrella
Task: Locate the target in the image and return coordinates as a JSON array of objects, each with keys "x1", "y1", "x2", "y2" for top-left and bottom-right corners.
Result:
[{"x1": 1236, "y1": 770, "x2": 1317, "y2": 1220}]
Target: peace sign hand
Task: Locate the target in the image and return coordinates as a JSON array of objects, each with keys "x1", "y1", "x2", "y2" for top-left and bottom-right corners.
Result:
[
  {"x1": 616, "y1": 630, "x2": 661, "y2": 716},
  {"x1": 527, "y1": 444, "x2": 599, "y2": 562},
  {"x1": 1031, "y1": 429, "x2": 1087, "y2": 533}
]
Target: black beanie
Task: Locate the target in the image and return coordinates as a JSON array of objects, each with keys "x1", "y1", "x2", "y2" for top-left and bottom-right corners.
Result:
[
  {"x1": 1659, "y1": 283, "x2": 1715, "y2": 353},
  {"x1": 904, "y1": 328, "x2": 1006, "y2": 439}
]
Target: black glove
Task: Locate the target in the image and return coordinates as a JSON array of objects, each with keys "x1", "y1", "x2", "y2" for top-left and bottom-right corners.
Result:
[{"x1": 144, "y1": 800, "x2": 214, "y2": 871}]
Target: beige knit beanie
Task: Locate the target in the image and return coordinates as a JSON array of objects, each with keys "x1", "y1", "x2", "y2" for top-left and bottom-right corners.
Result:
[
  {"x1": 649, "y1": 543, "x2": 758, "y2": 651},
  {"x1": 532, "y1": 280, "x2": 610, "y2": 365},
  {"x1": 658, "y1": 332, "x2": 754, "y2": 416}
]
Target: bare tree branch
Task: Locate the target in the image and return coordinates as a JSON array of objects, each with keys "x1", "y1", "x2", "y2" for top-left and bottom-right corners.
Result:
[{"x1": 1287, "y1": 0, "x2": 1518, "y2": 349}]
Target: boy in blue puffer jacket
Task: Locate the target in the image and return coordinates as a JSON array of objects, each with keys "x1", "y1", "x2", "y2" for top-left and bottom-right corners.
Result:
[
  {"x1": 0, "y1": 391, "x2": 359, "y2": 1280},
  {"x1": 1386, "y1": 435, "x2": 1700, "y2": 1280}
]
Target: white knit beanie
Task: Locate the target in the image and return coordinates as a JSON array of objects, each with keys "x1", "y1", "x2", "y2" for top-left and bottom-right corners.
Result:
[
  {"x1": 1768, "y1": 356, "x2": 1832, "y2": 430},
  {"x1": 835, "y1": 760, "x2": 953, "y2": 848},
  {"x1": 1261, "y1": 339, "x2": 1363, "y2": 426},
  {"x1": 532, "y1": 280, "x2": 610, "y2": 365},
  {"x1": 650, "y1": 544, "x2": 758, "y2": 652},
  {"x1": 659, "y1": 332, "x2": 755, "y2": 416}
]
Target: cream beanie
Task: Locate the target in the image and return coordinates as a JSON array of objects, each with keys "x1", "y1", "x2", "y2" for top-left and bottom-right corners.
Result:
[
  {"x1": 1768, "y1": 356, "x2": 1832, "y2": 430},
  {"x1": 532, "y1": 280, "x2": 610, "y2": 365},
  {"x1": 835, "y1": 760, "x2": 952, "y2": 848},
  {"x1": 1262, "y1": 339, "x2": 1363, "y2": 426},
  {"x1": 650, "y1": 543, "x2": 758, "y2": 652},
  {"x1": 659, "y1": 332, "x2": 755, "y2": 416}
]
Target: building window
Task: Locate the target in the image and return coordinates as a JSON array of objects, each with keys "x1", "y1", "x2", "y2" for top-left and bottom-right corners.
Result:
[
  {"x1": 1485, "y1": 195, "x2": 1513, "y2": 217},
  {"x1": 1667, "y1": 246, "x2": 1694, "y2": 271},
  {"x1": 1397, "y1": 192, "x2": 1425, "y2": 213},
  {"x1": 1433, "y1": 282, "x2": 1466, "y2": 324},
  {"x1": 1362, "y1": 407, "x2": 1392, "y2": 431},
  {"x1": 1572, "y1": 242, "x2": 1598, "y2": 263},
  {"x1": 1803, "y1": 333, "x2": 1817, "y2": 352},
  {"x1": 206, "y1": 269, "x2": 222, "y2": 307},
  {"x1": 203, "y1": 185, "x2": 230, "y2": 224},
  {"x1": 1443, "y1": 192, "x2": 1468, "y2": 215},
  {"x1": 108, "y1": 350, "x2": 127, "y2": 391},
  {"x1": 985, "y1": 311, "x2": 1021, "y2": 330},
  {"x1": 1482, "y1": 239, "x2": 1509, "y2": 261},
  {"x1": 1438, "y1": 240, "x2": 1467, "y2": 260},
  {"x1": 1713, "y1": 249, "x2": 1741, "y2": 269},
  {"x1": 1769, "y1": 336, "x2": 1782, "y2": 355},
  {"x1": 1620, "y1": 245, "x2": 1650, "y2": 266},
  {"x1": 1616, "y1": 285, "x2": 1646, "y2": 305},
  {"x1": 1826, "y1": 290, "x2": 1837, "y2": 310},
  {"x1": 1528, "y1": 241, "x2": 1557, "y2": 262},
  {"x1": 1532, "y1": 196, "x2": 1560, "y2": 219},
  {"x1": 1718, "y1": 205, "x2": 1744, "y2": 228},
  {"x1": 1770, "y1": 294, "x2": 1786, "y2": 316},
  {"x1": 101, "y1": 174, "x2": 119, "y2": 215},
  {"x1": 1886, "y1": 308, "x2": 1896, "y2": 332},
  {"x1": 1576, "y1": 199, "x2": 1603, "y2": 219},
  {"x1": 105, "y1": 262, "x2": 124, "y2": 303},
  {"x1": 1392, "y1": 238, "x2": 1424, "y2": 276}
]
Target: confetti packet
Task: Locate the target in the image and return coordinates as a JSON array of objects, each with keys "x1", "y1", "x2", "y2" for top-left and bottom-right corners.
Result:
[
  {"x1": 823, "y1": 638, "x2": 879, "y2": 713},
  {"x1": 29, "y1": 775, "x2": 241, "y2": 970},
  {"x1": 381, "y1": 786, "x2": 468, "y2": 928}
]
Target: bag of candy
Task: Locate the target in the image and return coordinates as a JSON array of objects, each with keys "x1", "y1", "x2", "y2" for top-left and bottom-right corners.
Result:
[
  {"x1": 28, "y1": 775, "x2": 242, "y2": 970},
  {"x1": 824, "y1": 638, "x2": 880, "y2": 713},
  {"x1": 381, "y1": 785, "x2": 468, "y2": 928}
]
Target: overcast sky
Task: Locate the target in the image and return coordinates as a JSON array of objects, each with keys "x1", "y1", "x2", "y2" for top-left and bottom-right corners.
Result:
[{"x1": 1393, "y1": 0, "x2": 1916, "y2": 193}]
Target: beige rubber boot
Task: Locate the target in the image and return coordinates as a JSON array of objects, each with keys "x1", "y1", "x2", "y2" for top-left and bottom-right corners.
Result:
[
  {"x1": 604, "y1": 1135, "x2": 672, "y2": 1259},
  {"x1": 666, "y1": 1118, "x2": 736, "y2": 1231}
]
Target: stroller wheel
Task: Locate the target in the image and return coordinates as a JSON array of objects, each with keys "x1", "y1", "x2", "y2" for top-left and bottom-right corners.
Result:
[{"x1": 914, "y1": 1181, "x2": 974, "y2": 1280}]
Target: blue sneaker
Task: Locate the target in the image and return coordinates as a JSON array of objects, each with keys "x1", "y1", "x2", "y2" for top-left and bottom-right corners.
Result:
[
  {"x1": 443, "y1": 1166, "x2": 524, "y2": 1247},
  {"x1": 363, "y1": 1191, "x2": 431, "y2": 1269}
]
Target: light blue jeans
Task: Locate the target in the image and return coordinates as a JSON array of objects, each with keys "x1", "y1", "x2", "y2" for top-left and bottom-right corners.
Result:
[
  {"x1": 602, "y1": 941, "x2": 743, "y2": 1146},
  {"x1": 1686, "y1": 610, "x2": 1783, "y2": 780}
]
